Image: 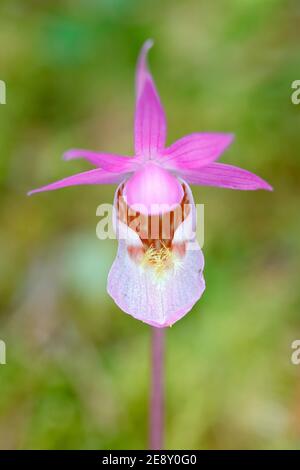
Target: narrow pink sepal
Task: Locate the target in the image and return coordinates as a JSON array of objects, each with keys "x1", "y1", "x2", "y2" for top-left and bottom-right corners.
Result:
[
  {"x1": 179, "y1": 162, "x2": 273, "y2": 191},
  {"x1": 161, "y1": 133, "x2": 234, "y2": 170},
  {"x1": 134, "y1": 40, "x2": 167, "y2": 159},
  {"x1": 63, "y1": 149, "x2": 138, "y2": 172},
  {"x1": 27, "y1": 168, "x2": 127, "y2": 195}
]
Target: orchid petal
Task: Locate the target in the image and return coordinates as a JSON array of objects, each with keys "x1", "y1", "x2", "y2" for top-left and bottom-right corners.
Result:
[
  {"x1": 28, "y1": 168, "x2": 128, "y2": 195},
  {"x1": 108, "y1": 181, "x2": 205, "y2": 327},
  {"x1": 179, "y1": 162, "x2": 273, "y2": 191},
  {"x1": 134, "y1": 40, "x2": 167, "y2": 159},
  {"x1": 107, "y1": 240, "x2": 205, "y2": 327},
  {"x1": 63, "y1": 149, "x2": 138, "y2": 172},
  {"x1": 161, "y1": 133, "x2": 234, "y2": 170}
]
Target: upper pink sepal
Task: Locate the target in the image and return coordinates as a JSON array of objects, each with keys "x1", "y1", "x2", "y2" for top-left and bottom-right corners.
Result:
[{"x1": 134, "y1": 40, "x2": 166, "y2": 159}]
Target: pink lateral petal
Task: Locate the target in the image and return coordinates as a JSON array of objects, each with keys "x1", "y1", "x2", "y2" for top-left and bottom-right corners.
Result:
[
  {"x1": 134, "y1": 40, "x2": 167, "y2": 159},
  {"x1": 63, "y1": 149, "x2": 138, "y2": 172},
  {"x1": 28, "y1": 168, "x2": 128, "y2": 195},
  {"x1": 161, "y1": 133, "x2": 234, "y2": 170},
  {"x1": 179, "y1": 162, "x2": 273, "y2": 191}
]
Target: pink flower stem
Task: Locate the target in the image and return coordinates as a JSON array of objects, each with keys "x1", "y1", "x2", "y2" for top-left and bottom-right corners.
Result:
[{"x1": 149, "y1": 327, "x2": 165, "y2": 450}]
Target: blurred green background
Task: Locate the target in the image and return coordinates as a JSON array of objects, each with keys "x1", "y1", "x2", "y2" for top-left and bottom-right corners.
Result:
[{"x1": 0, "y1": 0, "x2": 300, "y2": 450}]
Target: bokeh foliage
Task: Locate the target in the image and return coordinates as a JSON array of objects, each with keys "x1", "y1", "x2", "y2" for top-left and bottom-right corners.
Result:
[{"x1": 0, "y1": 0, "x2": 300, "y2": 449}]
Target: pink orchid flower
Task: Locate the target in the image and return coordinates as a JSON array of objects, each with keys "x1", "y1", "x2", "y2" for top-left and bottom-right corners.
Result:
[{"x1": 29, "y1": 40, "x2": 272, "y2": 328}]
